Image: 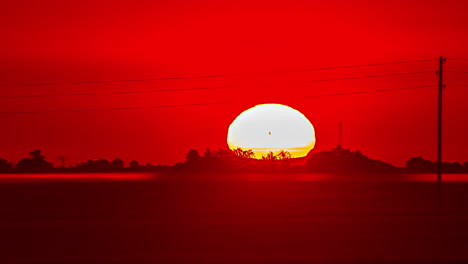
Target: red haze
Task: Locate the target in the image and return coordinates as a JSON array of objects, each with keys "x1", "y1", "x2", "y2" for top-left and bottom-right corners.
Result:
[{"x1": 1, "y1": 0, "x2": 468, "y2": 166}]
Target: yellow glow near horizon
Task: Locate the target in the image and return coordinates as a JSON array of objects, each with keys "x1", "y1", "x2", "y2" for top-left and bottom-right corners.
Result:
[{"x1": 227, "y1": 104, "x2": 316, "y2": 159}]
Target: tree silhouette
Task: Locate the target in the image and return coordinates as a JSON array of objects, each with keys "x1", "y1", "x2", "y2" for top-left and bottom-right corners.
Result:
[
  {"x1": 30, "y1": 150, "x2": 45, "y2": 160},
  {"x1": 445, "y1": 162, "x2": 464, "y2": 173},
  {"x1": 76, "y1": 158, "x2": 112, "y2": 172},
  {"x1": 213, "y1": 148, "x2": 234, "y2": 160},
  {"x1": 233, "y1": 148, "x2": 255, "y2": 159},
  {"x1": 276, "y1": 150, "x2": 292, "y2": 160},
  {"x1": 261, "y1": 151, "x2": 292, "y2": 161},
  {"x1": 203, "y1": 148, "x2": 213, "y2": 159},
  {"x1": 16, "y1": 150, "x2": 54, "y2": 172},
  {"x1": 129, "y1": 160, "x2": 140, "y2": 168},
  {"x1": 186, "y1": 149, "x2": 201, "y2": 164},
  {"x1": 111, "y1": 158, "x2": 124, "y2": 170},
  {"x1": 180, "y1": 148, "x2": 252, "y2": 172},
  {"x1": 405, "y1": 157, "x2": 468, "y2": 173},
  {"x1": 406, "y1": 156, "x2": 435, "y2": 172},
  {"x1": 262, "y1": 151, "x2": 278, "y2": 161},
  {"x1": 0, "y1": 158, "x2": 13, "y2": 172}
]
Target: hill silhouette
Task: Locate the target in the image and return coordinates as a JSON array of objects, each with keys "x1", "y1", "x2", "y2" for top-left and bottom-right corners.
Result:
[{"x1": 306, "y1": 146, "x2": 396, "y2": 173}]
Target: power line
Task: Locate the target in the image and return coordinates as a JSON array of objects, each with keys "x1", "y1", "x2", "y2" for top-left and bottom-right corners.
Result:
[
  {"x1": 446, "y1": 58, "x2": 468, "y2": 61},
  {"x1": 0, "y1": 74, "x2": 245, "y2": 87},
  {"x1": 447, "y1": 84, "x2": 468, "y2": 87},
  {"x1": 0, "y1": 85, "x2": 237, "y2": 99},
  {"x1": 293, "y1": 71, "x2": 434, "y2": 83},
  {"x1": 0, "y1": 80, "x2": 437, "y2": 100},
  {"x1": 286, "y1": 59, "x2": 436, "y2": 72},
  {"x1": 304, "y1": 85, "x2": 436, "y2": 98},
  {"x1": 0, "y1": 85, "x2": 436, "y2": 115},
  {"x1": 0, "y1": 70, "x2": 436, "y2": 99},
  {"x1": 0, "y1": 59, "x2": 436, "y2": 87},
  {"x1": 447, "y1": 71, "x2": 468, "y2": 73},
  {"x1": 0, "y1": 101, "x2": 235, "y2": 115}
]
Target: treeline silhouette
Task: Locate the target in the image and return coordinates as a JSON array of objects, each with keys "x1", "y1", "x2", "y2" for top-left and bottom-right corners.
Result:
[
  {"x1": 406, "y1": 156, "x2": 468, "y2": 173},
  {"x1": 171, "y1": 148, "x2": 296, "y2": 173},
  {"x1": 0, "y1": 150, "x2": 169, "y2": 173},
  {"x1": 1, "y1": 148, "x2": 468, "y2": 174}
]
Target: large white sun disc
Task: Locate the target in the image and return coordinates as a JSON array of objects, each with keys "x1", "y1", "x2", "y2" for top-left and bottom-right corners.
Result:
[{"x1": 227, "y1": 104, "x2": 316, "y2": 158}]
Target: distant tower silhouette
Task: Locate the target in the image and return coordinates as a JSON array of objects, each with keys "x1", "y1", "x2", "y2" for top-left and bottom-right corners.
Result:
[{"x1": 338, "y1": 121, "x2": 343, "y2": 148}]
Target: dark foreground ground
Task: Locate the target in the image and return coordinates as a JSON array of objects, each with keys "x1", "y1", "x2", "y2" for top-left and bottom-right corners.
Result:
[{"x1": 0, "y1": 175, "x2": 467, "y2": 263}]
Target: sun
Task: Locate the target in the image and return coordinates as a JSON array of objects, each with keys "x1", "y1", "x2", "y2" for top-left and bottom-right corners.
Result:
[{"x1": 227, "y1": 104, "x2": 316, "y2": 159}]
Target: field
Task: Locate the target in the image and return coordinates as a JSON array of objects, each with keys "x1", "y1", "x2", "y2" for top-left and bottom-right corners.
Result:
[{"x1": 0, "y1": 173, "x2": 467, "y2": 263}]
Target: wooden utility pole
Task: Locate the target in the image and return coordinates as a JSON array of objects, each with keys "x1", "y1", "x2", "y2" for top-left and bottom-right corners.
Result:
[{"x1": 437, "y1": 56, "x2": 444, "y2": 187}]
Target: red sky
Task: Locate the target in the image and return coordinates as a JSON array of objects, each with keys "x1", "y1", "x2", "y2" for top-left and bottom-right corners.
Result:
[{"x1": 1, "y1": 0, "x2": 468, "y2": 167}]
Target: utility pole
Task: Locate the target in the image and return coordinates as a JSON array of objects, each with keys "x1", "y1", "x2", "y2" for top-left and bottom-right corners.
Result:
[{"x1": 437, "y1": 56, "x2": 445, "y2": 187}]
